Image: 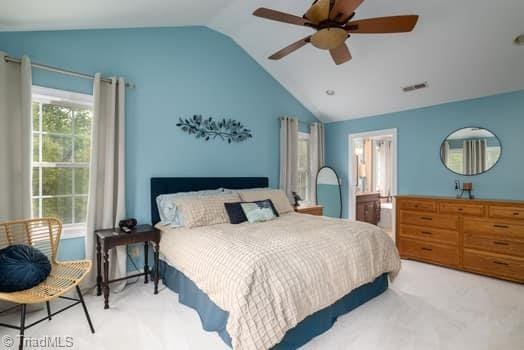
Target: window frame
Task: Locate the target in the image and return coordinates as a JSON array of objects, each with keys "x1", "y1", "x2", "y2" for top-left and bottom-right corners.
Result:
[
  {"x1": 446, "y1": 148, "x2": 464, "y2": 175},
  {"x1": 32, "y1": 86, "x2": 94, "y2": 239}
]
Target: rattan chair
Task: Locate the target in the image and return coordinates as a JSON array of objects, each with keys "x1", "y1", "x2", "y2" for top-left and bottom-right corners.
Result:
[{"x1": 0, "y1": 218, "x2": 94, "y2": 350}]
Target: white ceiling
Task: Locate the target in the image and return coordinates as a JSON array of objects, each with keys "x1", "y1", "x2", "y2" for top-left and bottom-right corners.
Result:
[
  {"x1": 2, "y1": 0, "x2": 523, "y2": 122},
  {"x1": 0, "y1": 0, "x2": 232, "y2": 29}
]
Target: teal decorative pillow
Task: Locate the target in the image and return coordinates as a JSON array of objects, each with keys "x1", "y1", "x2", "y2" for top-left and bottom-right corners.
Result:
[{"x1": 240, "y1": 199, "x2": 278, "y2": 223}]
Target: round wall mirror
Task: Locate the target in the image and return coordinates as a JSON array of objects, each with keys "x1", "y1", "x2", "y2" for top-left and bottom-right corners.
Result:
[
  {"x1": 440, "y1": 127, "x2": 501, "y2": 176},
  {"x1": 316, "y1": 166, "x2": 342, "y2": 218}
]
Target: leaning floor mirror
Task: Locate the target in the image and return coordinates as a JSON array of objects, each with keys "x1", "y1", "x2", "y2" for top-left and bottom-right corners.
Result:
[{"x1": 316, "y1": 166, "x2": 342, "y2": 218}]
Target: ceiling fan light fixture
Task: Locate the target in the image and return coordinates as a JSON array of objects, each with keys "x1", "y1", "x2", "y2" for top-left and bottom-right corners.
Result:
[
  {"x1": 514, "y1": 34, "x2": 524, "y2": 46},
  {"x1": 311, "y1": 28, "x2": 348, "y2": 50},
  {"x1": 253, "y1": 1, "x2": 419, "y2": 65}
]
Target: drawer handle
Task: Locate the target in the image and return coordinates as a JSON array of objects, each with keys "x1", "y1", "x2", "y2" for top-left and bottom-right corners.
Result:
[
  {"x1": 494, "y1": 224, "x2": 509, "y2": 229},
  {"x1": 458, "y1": 208, "x2": 463, "y2": 211},
  {"x1": 420, "y1": 217, "x2": 433, "y2": 221},
  {"x1": 493, "y1": 241, "x2": 509, "y2": 246},
  {"x1": 514, "y1": 212, "x2": 520, "y2": 216},
  {"x1": 421, "y1": 231, "x2": 432, "y2": 235},
  {"x1": 421, "y1": 247, "x2": 433, "y2": 251},
  {"x1": 493, "y1": 261, "x2": 509, "y2": 267}
]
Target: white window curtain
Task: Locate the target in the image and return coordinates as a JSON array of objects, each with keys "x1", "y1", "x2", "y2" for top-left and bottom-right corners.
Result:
[
  {"x1": 363, "y1": 140, "x2": 373, "y2": 192},
  {"x1": 0, "y1": 53, "x2": 32, "y2": 312},
  {"x1": 0, "y1": 53, "x2": 32, "y2": 222},
  {"x1": 279, "y1": 117, "x2": 298, "y2": 201},
  {"x1": 440, "y1": 140, "x2": 450, "y2": 164},
  {"x1": 376, "y1": 140, "x2": 393, "y2": 198},
  {"x1": 84, "y1": 74, "x2": 127, "y2": 290},
  {"x1": 463, "y1": 139, "x2": 486, "y2": 175},
  {"x1": 309, "y1": 122, "x2": 325, "y2": 202}
]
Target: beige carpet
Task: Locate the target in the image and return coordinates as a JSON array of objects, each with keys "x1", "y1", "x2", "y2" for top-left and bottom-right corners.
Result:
[{"x1": 1, "y1": 260, "x2": 523, "y2": 349}]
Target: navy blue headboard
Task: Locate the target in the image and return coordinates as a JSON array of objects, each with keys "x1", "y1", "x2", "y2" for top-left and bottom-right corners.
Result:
[{"x1": 150, "y1": 177, "x2": 269, "y2": 224}]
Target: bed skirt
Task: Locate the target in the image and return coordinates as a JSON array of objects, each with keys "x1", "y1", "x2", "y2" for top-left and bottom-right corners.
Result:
[{"x1": 158, "y1": 259, "x2": 388, "y2": 350}]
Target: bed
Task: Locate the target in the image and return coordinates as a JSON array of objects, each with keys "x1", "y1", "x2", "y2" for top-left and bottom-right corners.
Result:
[{"x1": 150, "y1": 177, "x2": 401, "y2": 350}]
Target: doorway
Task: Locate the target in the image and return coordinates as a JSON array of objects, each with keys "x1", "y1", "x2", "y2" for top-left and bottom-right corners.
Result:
[{"x1": 348, "y1": 129, "x2": 398, "y2": 238}]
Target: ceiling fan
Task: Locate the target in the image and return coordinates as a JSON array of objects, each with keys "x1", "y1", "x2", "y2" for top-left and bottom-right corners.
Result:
[{"x1": 253, "y1": 0, "x2": 419, "y2": 65}]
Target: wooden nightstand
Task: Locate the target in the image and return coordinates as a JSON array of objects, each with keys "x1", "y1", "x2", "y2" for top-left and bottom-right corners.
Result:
[
  {"x1": 295, "y1": 204, "x2": 324, "y2": 216},
  {"x1": 95, "y1": 225, "x2": 161, "y2": 309}
]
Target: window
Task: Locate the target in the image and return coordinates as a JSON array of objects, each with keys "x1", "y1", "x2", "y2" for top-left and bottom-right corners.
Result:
[
  {"x1": 297, "y1": 132, "x2": 310, "y2": 203},
  {"x1": 446, "y1": 148, "x2": 464, "y2": 174},
  {"x1": 32, "y1": 86, "x2": 93, "y2": 235},
  {"x1": 486, "y1": 146, "x2": 501, "y2": 168}
]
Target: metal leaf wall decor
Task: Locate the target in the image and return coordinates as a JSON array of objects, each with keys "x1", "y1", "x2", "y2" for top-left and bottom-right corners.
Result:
[{"x1": 176, "y1": 115, "x2": 253, "y2": 143}]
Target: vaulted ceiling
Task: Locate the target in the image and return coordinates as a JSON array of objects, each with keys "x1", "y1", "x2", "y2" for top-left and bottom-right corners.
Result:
[{"x1": 2, "y1": 0, "x2": 523, "y2": 122}]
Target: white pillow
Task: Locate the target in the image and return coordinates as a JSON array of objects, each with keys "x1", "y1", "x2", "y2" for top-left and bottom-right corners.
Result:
[
  {"x1": 156, "y1": 188, "x2": 232, "y2": 228},
  {"x1": 237, "y1": 189, "x2": 294, "y2": 215}
]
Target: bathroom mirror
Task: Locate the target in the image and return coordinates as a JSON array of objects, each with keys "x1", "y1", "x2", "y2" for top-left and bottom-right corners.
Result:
[
  {"x1": 316, "y1": 166, "x2": 342, "y2": 218},
  {"x1": 440, "y1": 127, "x2": 501, "y2": 176}
]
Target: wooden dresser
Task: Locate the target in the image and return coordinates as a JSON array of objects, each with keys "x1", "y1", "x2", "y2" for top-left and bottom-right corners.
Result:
[
  {"x1": 396, "y1": 195, "x2": 524, "y2": 283},
  {"x1": 356, "y1": 193, "x2": 381, "y2": 225}
]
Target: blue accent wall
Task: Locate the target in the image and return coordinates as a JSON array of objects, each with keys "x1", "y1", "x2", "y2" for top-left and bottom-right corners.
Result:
[
  {"x1": 325, "y1": 90, "x2": 524, "y2": 218},
  {"x1": 0, "y1": 26, "x2": 318, "y2": 261}
]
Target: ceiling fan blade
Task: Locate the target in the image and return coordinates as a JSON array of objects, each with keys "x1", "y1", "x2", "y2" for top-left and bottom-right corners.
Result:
[
  {"x1": 305, "y1": 0, "x2": 331, "y2": 24},
  {"x1": 330, "y1": 43, "x2": 352, "y2": 65},
  {"x1": 269, "y1": 36, "x2": 311, "y2": 60},
  {"x1": 330, "y1": 0, "x2": 364, "y2": 22},
  {"x1": 253, "y1": 8, "x2": 312, "y2": 27},
  {"x1": 346, "y1": 15, "x2": 419, "y2": 33}
]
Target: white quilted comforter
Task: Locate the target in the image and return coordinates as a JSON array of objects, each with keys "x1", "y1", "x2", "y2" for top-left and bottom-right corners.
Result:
[{"x1": 158, "y1": 213, "x2": 401, "y2": 350}]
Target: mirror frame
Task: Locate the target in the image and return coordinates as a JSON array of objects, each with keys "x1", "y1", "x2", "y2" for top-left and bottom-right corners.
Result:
[
  {"x1": 439, "y1": 126, "x2": 502, "y2": 177},
  {"x1": 316, "y1": 166, "x2": 343, "y2": 218}
]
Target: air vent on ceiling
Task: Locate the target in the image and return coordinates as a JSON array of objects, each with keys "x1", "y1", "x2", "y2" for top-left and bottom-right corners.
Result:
[{"x1": 402, "y1": 82, "x2": 428, "y2": 93}]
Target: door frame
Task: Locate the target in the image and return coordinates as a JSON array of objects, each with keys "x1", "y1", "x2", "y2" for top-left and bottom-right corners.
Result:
[{"x1": 347, "y1": 129, "x2": 398, "y2": 235}]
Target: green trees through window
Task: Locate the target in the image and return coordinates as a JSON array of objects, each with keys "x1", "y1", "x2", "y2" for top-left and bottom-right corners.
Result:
[{"x1": 32, "y1": 100, "x2": 93, "y2": 225}]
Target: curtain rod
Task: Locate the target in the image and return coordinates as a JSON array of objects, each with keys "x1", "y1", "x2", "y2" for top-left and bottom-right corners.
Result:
[
  {"x1": 279, "y1": 117, "x2": 317, "y2": 126},
  {"x1": 4, "y1": 55, "x2": 135, "y2": 89}
]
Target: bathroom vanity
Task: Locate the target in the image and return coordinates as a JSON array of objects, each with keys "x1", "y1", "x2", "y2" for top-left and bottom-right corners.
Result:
[{"x1": 356, "y1": 192, "x2": 381, "y2": 225}]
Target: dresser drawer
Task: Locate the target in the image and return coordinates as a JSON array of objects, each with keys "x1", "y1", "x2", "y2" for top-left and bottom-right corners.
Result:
[
  {"x1": 464, "y1": 218, "x2": 524, "y2": 239},
  {"x1": 489, "y1": 205, "x2": 524, "y2": 221},
  {"x1": 398, "y1": 200, "x2": 436, "y2": 213},
  {"x1": 399, "y1": 224, "x2": 458, "y2": 245},
  {"x1": 464, "y1": 233, "x2": 524, "y2": 258},
  {"x1": 398, "y1": 238, "x2": 459, "y2": 267},
  {"x1": 439, "y1": 202, "x2": 484, "y2": 216},
  {"x1": 399, "y1": 211, "x2": 458, "y2": 230},
  {"x1": 463, "y1": 249, "x2": 524, "y2": 282}
]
